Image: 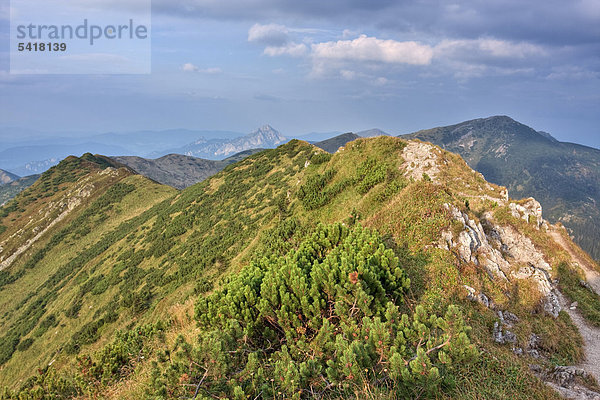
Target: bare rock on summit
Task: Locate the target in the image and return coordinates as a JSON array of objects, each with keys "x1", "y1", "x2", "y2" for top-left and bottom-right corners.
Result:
[
  {"x1": 510, "y1": 198, "x2": 545, "y2": 229},
  {"x1": 401, "y1": 141, "x2": 442, "y2": 181}
]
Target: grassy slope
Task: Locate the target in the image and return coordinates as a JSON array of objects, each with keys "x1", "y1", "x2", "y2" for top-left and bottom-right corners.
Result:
[
  {"x1": 0, "y1": 157, "x2": 176, "y2": 386},
  {"x1": 0, "y1": 137, "x2": 588, "y2": 399},
  {"x1": 0, "y1": 142, "x2": 318, "y2": 386}
]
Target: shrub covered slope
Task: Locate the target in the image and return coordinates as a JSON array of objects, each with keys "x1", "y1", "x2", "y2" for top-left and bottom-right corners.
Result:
[{"x1": 0, "y1": 137, "x2": 595, "y2": 399}]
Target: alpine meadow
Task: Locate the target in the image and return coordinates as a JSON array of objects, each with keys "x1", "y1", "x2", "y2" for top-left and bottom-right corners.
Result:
[{"x1": 1, "y1": 136, "x2": 599, "y2": 399}]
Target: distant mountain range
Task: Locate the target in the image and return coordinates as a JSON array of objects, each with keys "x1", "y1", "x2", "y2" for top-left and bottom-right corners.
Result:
[
  {"x1": 0, "y1": 144, "x2": 131, "y2": 175},
  {"x1": 158, "y1": 125, "x2": 286, "y2": 159},
  {"x1": 0, "y1": 169, "x2": 19, "y2": 185},
  {"x1": 0, "y1": 175, "x2": 40, "y2": 205},
  {"x1": 0, "y1": 128, "x2": 244, "y2": 155},
  {"x1": 356, "y1": 128, "x2": 390, "y2": 137},
  {"x1": 314, "y1": 133, "x2": 361, "y2": 153},
  {"x1": 0, "y1": 128, "x2": 246, "y2": 174},
  {"x1": 401, "y1": 115, "x2": 600, "y2": 260},
  {"x1": 112, "y1": 149, "x2": 263, "y2": 189},
  {"x1": 0, "y1": 125, "x2": 390, "y2": 175},
  {"x1": 0, "y1": 169, "x2": 40, "y2": 206},
  {"x1": 0, "y1": 124, "x2": 391, "y2": 202},
  {"x1": 1, "y1": 118, "x2": 598, "y2": 262}
]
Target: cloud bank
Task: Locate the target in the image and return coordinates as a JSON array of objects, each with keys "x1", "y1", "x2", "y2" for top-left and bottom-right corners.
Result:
[{"x1": 248, "y1": 23, "x2": 561, "y2": 81}]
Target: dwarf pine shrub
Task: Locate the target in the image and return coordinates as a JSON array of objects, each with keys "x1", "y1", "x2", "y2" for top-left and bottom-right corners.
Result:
[{"x1": 150, "y1": 223, "x2": 478, "y2": 398}]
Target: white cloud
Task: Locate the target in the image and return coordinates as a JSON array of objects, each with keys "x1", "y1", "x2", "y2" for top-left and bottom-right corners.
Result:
[
  {"x1": 248, "y1": 26, "x2": 555, "y2": 83},
  {"x1": 435, "y1": 38, "x2": 547, "y2": 60},
  {"x1": 182, "y1": 63, "x2": 197, "y2": 72},
  {"x1": 248, "y1": 23, "x2": 289, "y2": 46},
  {"x1": 248, "y1": 23, "x2": 307, "y2": 57},
  {"x1": 264, "y1": 42, "x2": 307, "y2": 57},
  {"x1": 182, "y1": 63, "x2": 222, "y2": 74},
  {"x1": 546, "y1": 65, "x2": 599, "y2": 80},
  {"x1": 342, "y1": 29, "x2": 359, "y2": 39},
  {"x1": 311, "y1": 35, "x2": 434, "y2": 66},
  {"x1": 340, "y1": 69, "x2": 357, "y2": 80}
]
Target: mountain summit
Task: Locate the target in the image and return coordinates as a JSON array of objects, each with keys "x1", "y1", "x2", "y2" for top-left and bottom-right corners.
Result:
[
  {"x1": 163, "y1": 125, "x2": 286, "y2": 159},
  {"x1": 249, "y1": 124, "x2": 286, "y2": 143},
  {"x1": 402, "y1": 115, "x2": 600, "y2": 260},
  {"x1": 356, "y1": 128, "x2": 390, "y2": 137}
]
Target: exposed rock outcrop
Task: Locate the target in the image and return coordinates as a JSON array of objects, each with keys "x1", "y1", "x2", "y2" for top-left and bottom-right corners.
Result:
[
  {"x1": 493, "y1": 321, "x2": 517, "y2": 344},
  {"x1": 441, "y1": 201, "x2": 560, "y2": 317},
  {"x1": 509, "y1": 197, "x2": 546, "y2": 229},
  {"x1": 402, "y1": 141, "x2": 442, "y2": 181},
  {"x1": 549, "y1": 366, "x2": 592, "y2": 388}
]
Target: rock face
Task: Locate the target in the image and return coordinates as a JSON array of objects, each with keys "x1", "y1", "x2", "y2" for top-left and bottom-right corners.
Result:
[
  {"x1": 442, "y1": 205, "x2": 510, "y2": 280},
  {"x1": 509, "y1": 197, "x2": 546, "y2": 229},
  {"x1": 493, "y1": 321, "x2": 517, "y2": 344},
  {"x1": 441, "y1": 200, "x2": 561, "y2": 317},
  {"x1": 401, "y1": 141, "x2": 442, "y2": 181},
  {"x1": 543, "y1": 366, "x2": 600, "y2": 400},
  {"x1": 548, "y1": 366, "x2": 596, "y2": 389}
]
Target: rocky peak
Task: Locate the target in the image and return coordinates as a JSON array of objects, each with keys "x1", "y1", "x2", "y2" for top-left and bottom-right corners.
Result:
[
  {"x1": 401, "y1": 141, "x2": 442, "y2": 181},
  {"x1": 509, "y1": 198, "x2": 547, "y2": 229},
  {"x1": 249, "y1": 125, "x2": 286, "y2": 144}
]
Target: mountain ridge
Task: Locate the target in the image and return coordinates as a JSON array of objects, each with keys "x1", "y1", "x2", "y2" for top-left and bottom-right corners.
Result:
[
  {"x1": 159, "y1": 124, "x2": 286, "y2": 159},
  {"x1": 111, "y1": 149, "x2": 264, "y2": 189},
  {"x1": 0, "y1": 137, "x2": 598, "y2": 398},
  {"x1": 401, "y1": 115, "x2": 600, "y2": 260},
  {"x1": 0, "y1": 170, "x2": 19, "y2": 185}
]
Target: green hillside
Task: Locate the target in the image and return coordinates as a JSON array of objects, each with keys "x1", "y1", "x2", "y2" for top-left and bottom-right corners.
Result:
[
  {"x1": 402, "y1": 116, "x2": 600, "y2": 261},
  {"x1": 0, "y1": 154, "x2": 177, "y2": 385},
  {"x1": 0, "y1": 138, "x2": 596, "y2": 399}
]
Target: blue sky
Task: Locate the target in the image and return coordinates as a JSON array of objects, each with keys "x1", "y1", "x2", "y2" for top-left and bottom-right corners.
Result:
[{"x1": 1, "y1": 0, "x2": 599, "y2": 147}]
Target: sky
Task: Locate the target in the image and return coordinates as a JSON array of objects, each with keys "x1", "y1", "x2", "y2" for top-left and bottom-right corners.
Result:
[{"x1": 0, "y1": 0, "x2": 599, "y2": 148}]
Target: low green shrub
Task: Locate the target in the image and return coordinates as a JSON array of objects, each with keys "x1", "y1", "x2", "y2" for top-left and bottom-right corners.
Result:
[{"x1": 150, "y1": 224, "x2": 477, "y2": 398}]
